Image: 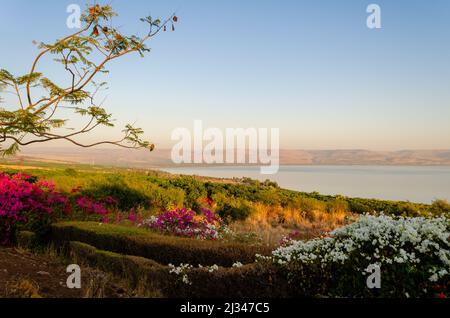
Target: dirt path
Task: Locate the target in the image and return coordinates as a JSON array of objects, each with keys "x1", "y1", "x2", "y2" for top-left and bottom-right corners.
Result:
[{"x1": 0, "y1": 248, "x2": 130, "y2": 298}]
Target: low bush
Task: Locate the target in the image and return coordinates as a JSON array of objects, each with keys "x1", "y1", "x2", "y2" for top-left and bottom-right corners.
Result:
[
  {"x1": 81, "y1": 181, "x2": 151, "y2": 211},
  {"x1": 67, "y1": 241, "x2": 290, "y2": 298},
  {"x1": 16, "y1": 231, "x2": 38, "y2": 250},
  {"x1": 217, "y1": 202, "x2": 254, "y2": 222},
  {"x1": 67, "y1": 241, "x2": 168, "y2": 297},
  {"x1": 430, "y1": 199, "x2": 450, "y2": 216},
  {"x1": 141, "y1": 207, "x2": 222, "y2": 240},
  {"x1": 214, "y1": 193, "x2": 255, "y2": 221},
  {"x1": 272, "y1": 214, "x2": 450, "y2": 298},
  {"x1": 51, "y1": 222, "x2": 271, "y2": 267},
  {"x1": 0, "y1": 173, "x2": 69, "y2": 245}
]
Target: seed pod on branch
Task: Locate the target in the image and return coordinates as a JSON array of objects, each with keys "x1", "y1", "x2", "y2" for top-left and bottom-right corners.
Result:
[{"x1": 92, "y1": 26, "x2": 99, "y2": 37}]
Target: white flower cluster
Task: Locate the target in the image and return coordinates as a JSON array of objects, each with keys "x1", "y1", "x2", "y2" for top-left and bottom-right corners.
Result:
[
  {"x1": 198, "y1": 264, "x2": 220, "y2": 272},
  {"x1": 169, "y1": 263, "x2": 222, "y2": 284},
  {"x1": 272, "y1": 214, "x2": 450, "y2": 282},
  {"x1": 169, "y1": 263, "x2": 193, "y2": 285},
  {"x1": 208, "y1": 264, "x2": 219, "y2": 272},
  {"x1": 232, "y1": 262, "x2": 243, "y2": 268},
  {"x1": 255, "y1": 254, "x2": 272, "y2": 262},
  {"x1": 142, "y1": 217, "x2": 222, "y2": 240}
]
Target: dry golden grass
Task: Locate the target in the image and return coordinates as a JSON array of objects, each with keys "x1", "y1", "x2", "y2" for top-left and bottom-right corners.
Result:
[
  {"x1": 5, "y1": 279, "x2": 42, "y2": 298},
  {"x1": 230, "y1": 203, "x2": 356, "y2": 247}
]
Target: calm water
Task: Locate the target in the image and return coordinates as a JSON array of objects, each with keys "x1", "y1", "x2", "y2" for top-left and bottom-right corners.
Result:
[{"x1": 161, "y1": 166, "x2": 450, "y2": 204}]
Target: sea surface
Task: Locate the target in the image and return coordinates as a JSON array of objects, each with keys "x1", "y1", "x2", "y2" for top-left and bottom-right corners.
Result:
[{"x1": 161, "y1": 165, "x2": 450, "y2": 204}]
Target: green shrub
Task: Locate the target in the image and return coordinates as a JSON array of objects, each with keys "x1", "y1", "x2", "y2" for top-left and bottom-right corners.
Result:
[
  {"x1": 214, "y1": 194, "x2": 254, "y2": 221},
  {"x1": 272, "y1": 214, "x2": 450, "y2": 298},
  {"x1": 16, "y1": 231, "x2": 38, "y2": 249},
  {"x1": 51, "y1": 222, "x2": 271, "y2": 267},
  {"x1": 145, "y1": 186, "x2": 185, "y2": 210},
  {"x1": 430, "y1": 199, "x2": 450, "y2": 216},
  {"x1": 63, "y1": 168, "x2": 78, "y2": 176},
  {"x1": 348, "y1": 200, "x2": 372, "y2": 214},
  {"x1": 67, "y1": 241, "x2": 290, "y2": 298},
  {"x1": 326, "y1": 199, "x2": 349, "y2": 214},
  {"x1": 299, "y1": 197, "x2": 326, "y2": 214},
  {"x1": 82, "y1": 181, "x2": 151, "y2": 210}
]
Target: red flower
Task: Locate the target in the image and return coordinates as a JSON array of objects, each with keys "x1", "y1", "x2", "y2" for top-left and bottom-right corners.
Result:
[
  {"x1": 437, "y1": 293, "x2": 446, "y2": 299},
  {"x1": 432, "y1": 284, "x2": 442, "y2": 291}
]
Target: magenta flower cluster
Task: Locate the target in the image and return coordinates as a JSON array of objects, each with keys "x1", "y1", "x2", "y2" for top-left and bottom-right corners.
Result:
[
  {"x1": 279, "y1": 230, "x2": 302, "y2": 247},
  {"x1": 0, "y1": 173, "x2": 68, "y2": 244},
  {"x1": 75, "y1": 197, "x2": 109, "y2": 216},
  {"x1": 142, "y1": 207, "x2": 222, "y2": 240},
  {"x1": 0, "y1": 172, "x2": 120, "y2": 244}
]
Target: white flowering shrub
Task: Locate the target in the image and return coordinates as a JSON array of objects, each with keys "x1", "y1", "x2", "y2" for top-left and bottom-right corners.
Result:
[
  {"x1": 169, "y1": 263, "x2": 222, "y2": 286},
  {"x1": 272, "y1": 214, "x2": 450, "y2": 298},
  {"x1": 169, "y1": 263, "x2": 194, "y2": 285},
  {"x1": 233, "y1": 261, "x2": 244, "y2": 268}
]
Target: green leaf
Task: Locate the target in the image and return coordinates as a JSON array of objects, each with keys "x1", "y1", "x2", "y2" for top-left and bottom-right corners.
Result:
[
  {"x1": 16, "y1": 72, "x2": 42, "y2": 85},
  {"x1": 1, "y1": 142, "x2": 20, "y2": 157}
]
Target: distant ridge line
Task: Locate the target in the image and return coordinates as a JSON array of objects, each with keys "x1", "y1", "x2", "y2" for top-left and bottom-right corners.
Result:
[{"x1": 6, "y1": 148, "x2": 450, "y2": 168}]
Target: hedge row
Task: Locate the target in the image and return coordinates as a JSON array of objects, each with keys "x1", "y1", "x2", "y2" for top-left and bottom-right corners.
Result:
[
  {"x1": 51, "y1": 222, "x2": 272, "y2": 267},
  {"x1": 17, "y1": 231, "x2": 37, "y2": 249},
  {"x1": 67, "y1": 240, "x2": 291, "y2": 298}
]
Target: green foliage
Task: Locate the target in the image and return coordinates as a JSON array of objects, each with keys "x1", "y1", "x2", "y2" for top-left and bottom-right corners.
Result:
[
  {"x1": 213, "y1": 193, "x2": 255, "y2": 221},
  {"x1": 63, "y1": 168, "x2": 78, "y2": 176},
  {"x1": 81, "y1": 178, "x2": 151, "y2": 211},
  {"x1": 0, "y1": 3, "x2": 177, "y2": 155},
  {"x1": 51, "y1": 222, "x2": 271, "y2": 267},
  {"x1": 430, "y1": 199, "x2": 450, "y2": 216},
  {"x1": 67, "y1": 240, "x2": 288, "y2": 298},
  {"x1": 16, "y1": 231, "x2": 38, "y2": 249},
  {"x1": 326, "y1": 199, "x2": 349, "y2": 214},
  {"x1": 274, "y1": 215, "x2": 450, "y2": 298},
  {"x1": 22, "y1": 167, "x2": 449, "y2": 221}
]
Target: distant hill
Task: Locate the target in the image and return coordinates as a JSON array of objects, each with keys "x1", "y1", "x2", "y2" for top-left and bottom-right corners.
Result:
[
  {"x1": 6, "y1": 147, "x2": 450, "y2": 168},
  {"x1": 280, "y1": 149, "x2": 450, "y2": 166}
]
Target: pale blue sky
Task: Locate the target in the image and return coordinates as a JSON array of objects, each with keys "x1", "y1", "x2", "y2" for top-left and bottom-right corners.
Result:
[{"x1": 0, "y1": 0, "x2": 449, "y2": 150}]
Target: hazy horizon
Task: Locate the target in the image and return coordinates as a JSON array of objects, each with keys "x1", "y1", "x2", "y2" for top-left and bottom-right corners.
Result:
[{"x1": 15, "y1": 144, "x2": 450, "y2": 152}]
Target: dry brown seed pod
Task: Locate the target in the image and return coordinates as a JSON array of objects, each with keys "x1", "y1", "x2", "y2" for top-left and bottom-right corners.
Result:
[{"x1": 92, "y1": 26, "x2": 99, "y2": 37}]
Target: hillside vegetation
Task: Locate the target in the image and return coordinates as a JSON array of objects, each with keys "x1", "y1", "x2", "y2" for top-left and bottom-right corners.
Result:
[
  {"x1": 1, "y1": 163, "x2": 449, "y2": 298},
  {"x1": 2, "y1": 164, "x2": 449, "y2": 245}
]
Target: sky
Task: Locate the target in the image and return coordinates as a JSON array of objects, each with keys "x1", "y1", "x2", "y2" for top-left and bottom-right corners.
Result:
[{"x1": 0, "y1": 0, "x2": 449, "y2": 150}]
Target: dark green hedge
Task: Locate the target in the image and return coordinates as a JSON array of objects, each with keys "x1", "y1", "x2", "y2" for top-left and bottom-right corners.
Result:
[
  {"x1": 51, "y1": 222, "x2": 272, "y2": 267},
  {"x1": 67, "y1": 241, "x2": 291, "y2": 298},
  {"x1": 16, "y1": 231, "x2": 37, "y2": 249}
]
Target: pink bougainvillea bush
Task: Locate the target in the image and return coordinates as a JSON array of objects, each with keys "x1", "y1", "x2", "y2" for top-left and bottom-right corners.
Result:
[
  {"x1": 0, "y1": 173, "x2": 69, "y2": 245},
  {"x1": 140, "y1": 207, "x2": 222, "y2": 240},
  {"x1": 0, "y1": 172, "x2": 118, "y2": 245}
]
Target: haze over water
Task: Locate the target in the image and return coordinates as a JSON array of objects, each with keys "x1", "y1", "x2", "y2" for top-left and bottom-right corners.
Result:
[{"x1": 162, "y1": 165, "x2": 450, "y2": 204}]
